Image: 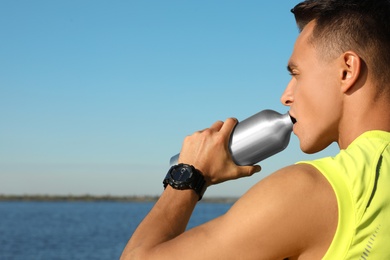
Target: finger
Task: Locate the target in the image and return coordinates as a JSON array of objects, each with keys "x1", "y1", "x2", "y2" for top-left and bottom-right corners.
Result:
[
  {"x1": 219, "y1": 117, "x2": 238, "y2": 136},
  {"x1": 197, "y1": 121, "x2": 221, "y2": 133},
  {"x1": 209, "y1": 120, "x2": 224, "y2": 131},
  {"x1": 240, "y1": 165, "x2": 262, "y2": 177},
  {"x1": 252, "y1": 165, "x2": 262, "y2": 173}
]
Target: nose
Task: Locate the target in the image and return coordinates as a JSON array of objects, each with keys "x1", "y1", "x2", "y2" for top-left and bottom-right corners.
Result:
[{"x1": 280, "y1": 79, "x2": 294, "y2": 106}]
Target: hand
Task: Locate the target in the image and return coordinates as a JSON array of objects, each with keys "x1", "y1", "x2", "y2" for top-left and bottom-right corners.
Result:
[{"x1": 178, "y1": 118, "x2": 261, "y2": 186}]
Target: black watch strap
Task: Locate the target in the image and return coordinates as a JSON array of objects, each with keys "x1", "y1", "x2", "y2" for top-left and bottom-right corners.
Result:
[{"x1": 163, "y1": 164, "x2": 207, "y2": 200}]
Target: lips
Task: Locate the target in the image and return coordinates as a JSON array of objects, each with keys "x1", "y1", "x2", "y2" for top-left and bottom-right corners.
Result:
[
  {"x1": 288, "y1": 112, "x2": 297, "y2": 124},
  {"x1": 291, "y1": 116, "x2": 297, "y2": 124}
]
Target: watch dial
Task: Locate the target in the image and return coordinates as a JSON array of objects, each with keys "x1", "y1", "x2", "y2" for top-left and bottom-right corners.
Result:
[{"x1": 172, "y1": 166, "x2": 192, "y2": 182}]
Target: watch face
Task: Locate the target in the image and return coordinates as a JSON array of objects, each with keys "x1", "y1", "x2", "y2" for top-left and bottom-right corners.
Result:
[{"x1": 171, "y1": 165, "x2": 193, "y2": 184}]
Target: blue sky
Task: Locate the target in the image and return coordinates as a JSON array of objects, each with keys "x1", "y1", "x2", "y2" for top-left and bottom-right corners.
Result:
[{"x1": 0, "y1": 1, "x2": 339, "y2": 197}]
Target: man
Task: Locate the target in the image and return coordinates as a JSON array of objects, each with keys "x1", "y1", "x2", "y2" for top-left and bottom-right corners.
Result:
[{"x1": 121, "y1": 0, "x2": 390, "y2": 259}]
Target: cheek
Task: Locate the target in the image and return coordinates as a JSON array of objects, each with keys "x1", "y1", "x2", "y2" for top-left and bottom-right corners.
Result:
[
  {"x1": 294, "y1": 83, "x2": 341, "y2": 153},
  {"x1": 301, "y1": 76, "x2": 341, "y2": 117},
  {"x1": 320, "y1": 80, "x2": 343, "y2": 118},
  {"x1": 295, "y1": 86, "x2": 322, "y2": 118}
]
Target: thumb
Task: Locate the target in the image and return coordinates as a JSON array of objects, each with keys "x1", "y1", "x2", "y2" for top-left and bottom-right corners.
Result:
[{"x1": 239, "y1": 164, "x2": 261, "y2": 177}]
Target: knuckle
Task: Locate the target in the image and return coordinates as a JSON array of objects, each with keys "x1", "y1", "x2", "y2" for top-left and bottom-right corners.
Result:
[
  {"x1": 226, "y1": 117, "x2": 238, "y2": 124},
  {"x1": 201, "y1": 128, "x2": 213, "y2": 137}
]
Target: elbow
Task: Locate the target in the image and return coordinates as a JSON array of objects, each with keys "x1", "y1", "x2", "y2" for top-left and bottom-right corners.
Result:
[
  {"x1": 120, "y1": 245, "x2": 149, "y2": 260},
  {"x1": 120, "y1": 249, "x2": 142, "y2": 260}
]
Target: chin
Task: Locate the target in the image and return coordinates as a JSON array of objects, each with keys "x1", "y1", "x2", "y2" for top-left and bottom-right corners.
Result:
[
  {"x1": 300, "y1": 146, "x2": 322, "y2": 154},
  {"x1": 296, "y1": 125, "x2": 337, "y2": 154},
  {"x1": 299, "y1": 137, "x2": 333, "y2": 154}
]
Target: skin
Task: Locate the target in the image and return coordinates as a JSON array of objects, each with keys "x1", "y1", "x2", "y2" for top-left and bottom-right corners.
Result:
[{"x1": 121, "y1": 20, "x2": 390, "y2": 259}]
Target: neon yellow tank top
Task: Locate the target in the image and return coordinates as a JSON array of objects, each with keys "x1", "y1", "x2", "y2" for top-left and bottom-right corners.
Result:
[{"x1": 298, "y1": 130, "x2": 390, "y2": 259}]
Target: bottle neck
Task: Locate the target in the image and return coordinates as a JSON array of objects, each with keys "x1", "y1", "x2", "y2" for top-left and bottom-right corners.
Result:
[{"x1": 283, "y1": 112, "x2": 294, "y2": 131}]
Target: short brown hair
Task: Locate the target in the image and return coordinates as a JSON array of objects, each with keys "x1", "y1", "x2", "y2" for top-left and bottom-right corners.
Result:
[{"x1": 292, "y1": 0, "x2": 390, "y2": 97}]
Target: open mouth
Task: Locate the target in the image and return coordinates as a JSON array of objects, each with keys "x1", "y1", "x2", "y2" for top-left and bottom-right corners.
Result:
[
  {"x1": 289, "y1": 113, "x2": 297, "y2": 124},
  {"x1": 291, "y1": 116, "x2": 297, "y2": 124}
]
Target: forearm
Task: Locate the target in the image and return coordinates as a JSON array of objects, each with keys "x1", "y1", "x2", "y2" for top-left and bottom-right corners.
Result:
[
  {"x1": 121, "y1": 186, "x2": 198, "y2": 259},
  {"x1": 121, "y1": 118, "x2": 259, "y2": 259}
]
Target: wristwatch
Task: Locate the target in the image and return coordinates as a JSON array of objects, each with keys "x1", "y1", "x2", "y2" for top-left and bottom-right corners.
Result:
[{"x1": 163, "y1": 163, "x2": 207, "y2": 200}]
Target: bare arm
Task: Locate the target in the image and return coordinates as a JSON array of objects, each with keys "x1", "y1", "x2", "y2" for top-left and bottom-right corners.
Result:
[
  {"x1": 121, "y1": 186, "x2": 198, "y2": 259},
  {"x1": 121, "y1": 118, "x2": 259, "y2": 259},
  {"x1": 121, "y1": 119, "x2": 337, "y2": 259}
]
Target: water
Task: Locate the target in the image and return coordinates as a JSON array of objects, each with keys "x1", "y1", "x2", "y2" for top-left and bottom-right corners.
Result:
[{"x1": 0, "y1": 201, "x2": 232, "y2": 260}]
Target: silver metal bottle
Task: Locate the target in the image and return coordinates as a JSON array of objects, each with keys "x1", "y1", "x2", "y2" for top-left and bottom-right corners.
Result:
[{"x1": 170, "y1": 109, "x2": 294, "y2": 166}]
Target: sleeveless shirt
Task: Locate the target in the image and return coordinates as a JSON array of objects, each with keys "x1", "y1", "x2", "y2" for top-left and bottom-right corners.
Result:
[{"x1": 298, "y1": 130, "x2": 390, "y2": 259}]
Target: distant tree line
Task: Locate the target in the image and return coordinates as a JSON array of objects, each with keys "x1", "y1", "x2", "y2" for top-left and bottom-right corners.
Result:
[
  {"x1": 0, "y1": 194, "x2": 159, "y2": 202},
  {"x1": 0, "y1": 194, "x2": 237, "y2": 203}
]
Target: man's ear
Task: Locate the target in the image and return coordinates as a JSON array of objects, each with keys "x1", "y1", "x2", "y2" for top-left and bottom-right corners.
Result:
[{"x1": 340, "y1": 51, "x2": 361, "y2": 93}]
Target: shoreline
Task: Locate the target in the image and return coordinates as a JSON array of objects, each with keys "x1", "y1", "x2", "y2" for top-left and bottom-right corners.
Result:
[{"x1": 0, "y1": 194, "x2": 238, "y2": 204}]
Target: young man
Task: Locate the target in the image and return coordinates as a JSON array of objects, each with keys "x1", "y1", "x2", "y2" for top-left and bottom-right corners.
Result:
[{"x1": 121, "y1": 0, "x2": 390, "y2": 259}]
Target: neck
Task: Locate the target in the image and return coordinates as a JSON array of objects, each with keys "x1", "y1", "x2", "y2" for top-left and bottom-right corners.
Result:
[{"x1": 338, "y1": 86, "x2": 390, "y2": 149}]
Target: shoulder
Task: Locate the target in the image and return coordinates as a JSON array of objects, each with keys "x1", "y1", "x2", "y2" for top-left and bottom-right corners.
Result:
[
  {"x1": 238, "y1": 164, "x2": 336, "y2": 210},
  {"x1": 223, "y1": 164, "x2": 338, "y2": 259}
]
